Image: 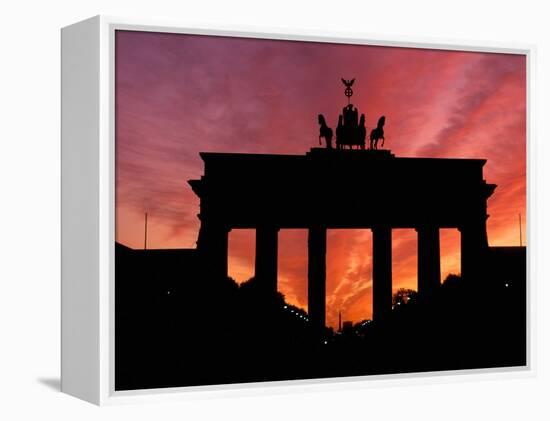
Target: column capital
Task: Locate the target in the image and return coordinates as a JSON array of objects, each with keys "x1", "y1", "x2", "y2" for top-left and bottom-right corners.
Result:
[
  {"x1": 212, "y1": 222, "x2": 232, "y2": 233},
  {"x1": 371, "y1": 224, "x2": 392, "y2": 233},
  {"x1": 415, "y1": 225, "x2": 440, "y2": 233},
  {"x1": 256, "y1": 224, "x2": 280, "y2": 232},
  {"x1": 482, "y1": 182, "x2": 497, "y2": 199}
]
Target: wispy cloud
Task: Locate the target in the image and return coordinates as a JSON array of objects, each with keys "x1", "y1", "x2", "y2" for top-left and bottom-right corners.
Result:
[{"x1": 116, "y1": 31, "x2": 526, "y2": 327}]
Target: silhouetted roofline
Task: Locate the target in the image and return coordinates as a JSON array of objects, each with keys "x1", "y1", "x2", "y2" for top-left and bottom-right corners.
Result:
[
  {"x1": 488, "y1": 246, "x2": 527, "y2": 251},
  {"x1": 199, "y1": 151, "x2": 305, "y2": 160},
  {"x1": 198, "y1": 149, "x2": 488, "y2": 166},
  {"x1": 115, "y1": 241, "x2": 195, "y2": 253}
]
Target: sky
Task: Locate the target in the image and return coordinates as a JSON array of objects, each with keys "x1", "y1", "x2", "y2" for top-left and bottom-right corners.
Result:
[{"x1": 115, "y1": 30, "x2": 526, "y2": 328}]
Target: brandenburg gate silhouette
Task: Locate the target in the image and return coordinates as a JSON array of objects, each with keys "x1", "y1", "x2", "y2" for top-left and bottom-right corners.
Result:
[
  {"x1": 189, "y1": 148, "x2": 496, "y2": 332},
  {"x1": 188, "y1": 78, "x2": 496, "y2": 332}
]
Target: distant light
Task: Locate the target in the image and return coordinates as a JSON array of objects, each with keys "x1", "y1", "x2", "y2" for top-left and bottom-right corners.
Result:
[
  {"x1": 284, "y1": 305, "x2": 288, "y2": 309},
  {"x1": 505, "y1": 283, "x2": 509, "y2": 288},
  {"x1": 167, "y1": 290, "x2": 171, "y2": 295},
  {"x1": 324, "y1": 341, "x2": 328, "y2": 345}
]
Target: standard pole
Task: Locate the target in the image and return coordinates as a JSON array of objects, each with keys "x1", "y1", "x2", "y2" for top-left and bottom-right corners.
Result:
[
  {"x1": 519, "y1": 213, "x2": 522, "y2": 247},
  {"x1": 144, "y1": 212, "x2": 148, "y2": 250}
]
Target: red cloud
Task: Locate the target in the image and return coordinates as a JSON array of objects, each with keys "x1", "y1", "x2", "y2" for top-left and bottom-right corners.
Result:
[{"x1": 116, "y1": 31, "x2": 526, "y2": 328}]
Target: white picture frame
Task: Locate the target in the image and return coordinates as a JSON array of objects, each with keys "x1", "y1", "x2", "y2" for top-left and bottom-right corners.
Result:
[{"x1": 61, "y1": 15, "x2": 534, "y2": 405}]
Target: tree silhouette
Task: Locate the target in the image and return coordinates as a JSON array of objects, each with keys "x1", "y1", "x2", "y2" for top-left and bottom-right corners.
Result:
[{"x1": 392, "y1": 288, "x2": 417, "y2": 307}]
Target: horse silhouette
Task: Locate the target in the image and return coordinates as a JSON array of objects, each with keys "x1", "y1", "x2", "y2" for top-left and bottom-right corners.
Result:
[
  {"x1": 370, "y1": 116, "x2": 386, "y2": 150},
  {"x1": 318, "y1": 114, "x2": 333, "y2": 149}
]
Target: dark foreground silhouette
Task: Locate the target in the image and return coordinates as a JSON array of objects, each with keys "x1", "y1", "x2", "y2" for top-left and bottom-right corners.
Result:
[
  {"x1": 115, "y1": 77, "x2": 525, "y2": 390},
  {"x1": 115, "y1": 243, "x2": 525, "y2": 391}
]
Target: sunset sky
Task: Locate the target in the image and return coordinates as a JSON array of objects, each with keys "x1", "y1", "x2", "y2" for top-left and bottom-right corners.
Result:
[{"x1": 115, "y1": 30, "x2": 526, "y2": 328}]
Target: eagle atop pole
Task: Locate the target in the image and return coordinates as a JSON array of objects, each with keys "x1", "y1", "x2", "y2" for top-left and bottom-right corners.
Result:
[{"x1": 341, "y1": 78, "x2": 355, "y2": 105}]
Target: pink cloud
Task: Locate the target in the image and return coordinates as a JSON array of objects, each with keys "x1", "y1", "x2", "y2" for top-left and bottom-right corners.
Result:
[{"x1": 115, "y1": 31, "x2": 526, "y2": 327}]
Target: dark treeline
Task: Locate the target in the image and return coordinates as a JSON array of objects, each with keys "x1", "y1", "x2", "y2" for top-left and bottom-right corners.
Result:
[{"x1": 115, "y1": 243, "x2": 525, "y2": 391}]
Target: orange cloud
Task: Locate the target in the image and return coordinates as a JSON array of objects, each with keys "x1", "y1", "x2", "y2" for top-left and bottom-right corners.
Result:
[{"x1": 115, "y1": 31, "x2": 526, "y2": 328}]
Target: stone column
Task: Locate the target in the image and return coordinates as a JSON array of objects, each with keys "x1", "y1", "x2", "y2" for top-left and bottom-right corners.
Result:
[
  {"x1": 255, "y1": 226, "x2": 279, "y2": 294},
  {"x1": 197, "y1": 222, "x2": 230, "y2": 280},
  {"x1": 417, "y1": 226, "x2": 441, "y2": 302},
  {"x1": 372, "y1": 226, "x2": 392, "y2": 323},
  {"x1": 460, "y1": 183, "x2": 495, "y2": 281},
  {"x1": 460, "y1": 218, "x2": 488, "y2": 281},
  {"x1": 308, "y1": 226, "x2": 327, "y2": 334}
]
